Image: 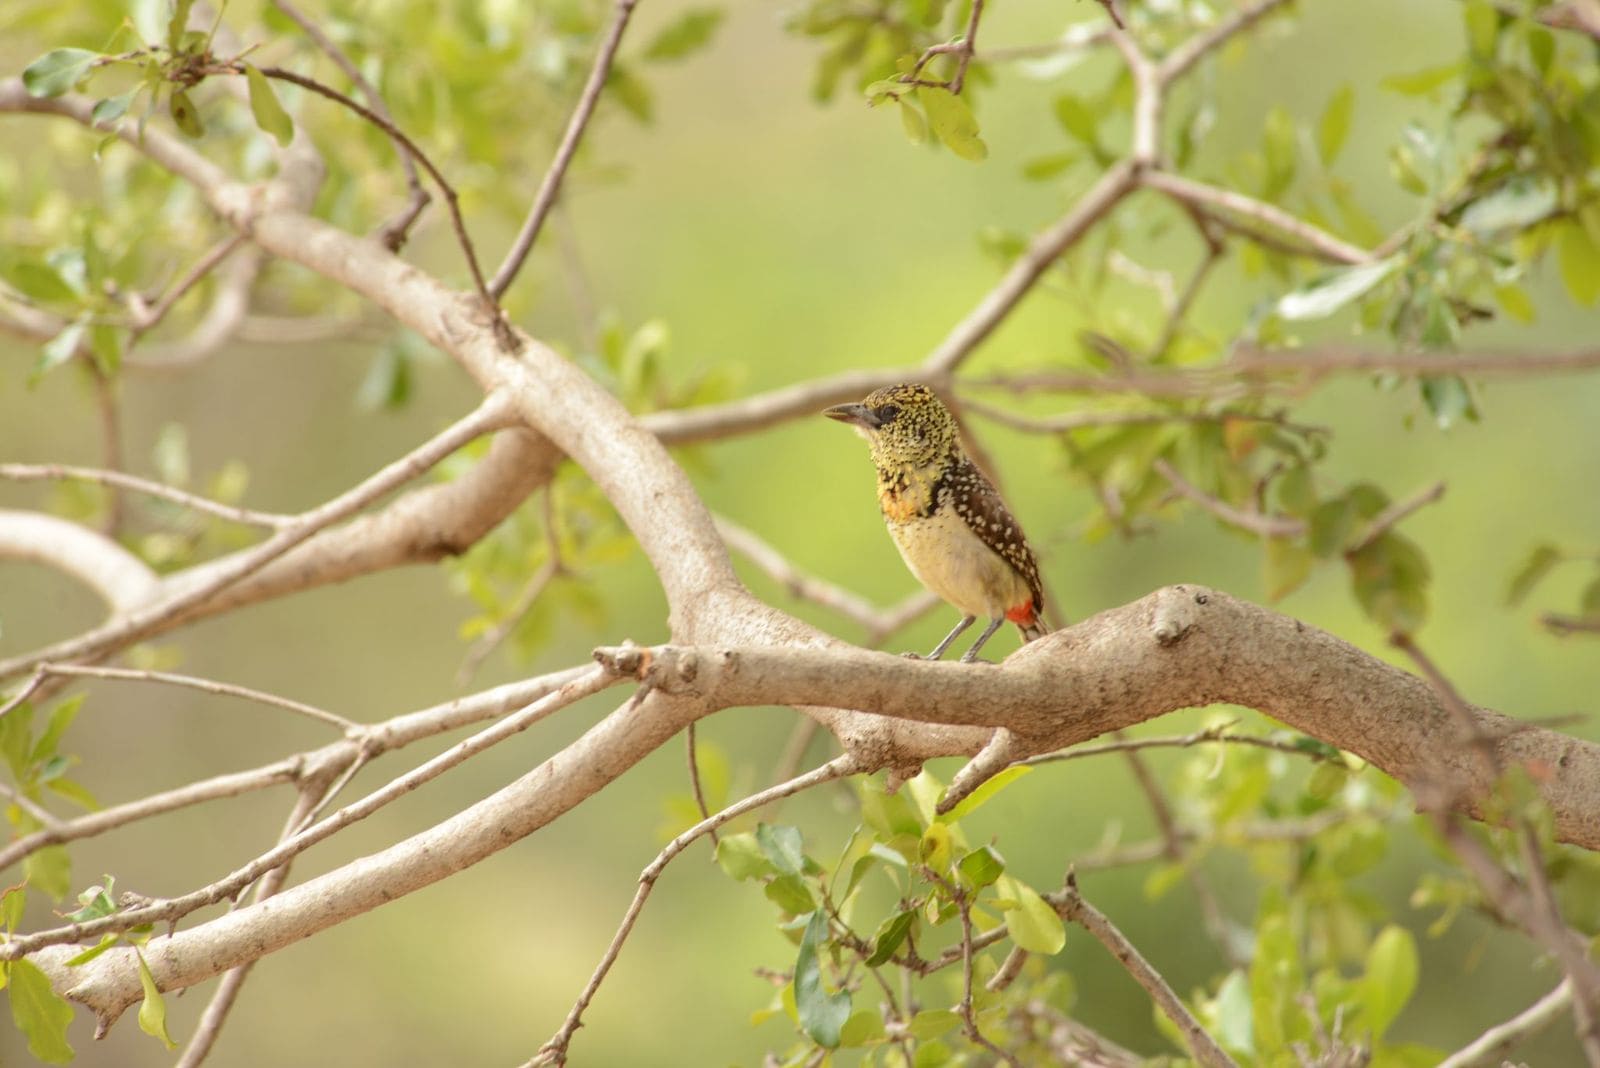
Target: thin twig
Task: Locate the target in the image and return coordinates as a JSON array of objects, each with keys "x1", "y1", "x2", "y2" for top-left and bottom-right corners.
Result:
[
  {"x1": 127, "y1": 235, "x2": 248, "y2": 342},
  {"x1": 1142, "y1": 170, "x2": 1371, "y2": 265},
  {"x1": 959, "y1": 397, "x2": 1324, "y2": 437},
  {"x1": 925, "y1": 866, "x2": 1023, "y2": 1067},
  {"x1": 457, "y1": 559, "x2": 560, "y2": 683},
  {"x1": 1543, "y1": 614, "x2": 1600, "y2": 635},
  {"x1": 1153, "y1": 459, "x2": 1305, "y2": 537},
  {"x1": 528, "y1": 754, "x2": 860, "y2": 1067},
  {"x1": 1156, "y1": 0, "x2": 1293, "y2": 84},
  {"x1": 0, "y1": 392, "x2": 515, "y2": 682},
  {"x1": 685, "y1": 721, "x2": 717, "y2": 846},
  {"x1": 1023, "y1": 723, "x2": 1335, "y2": 767},
  {"x1": 0, "y1": 463, "x2": 296, "y2": 529},
  {"x1": 1346, "y1": 481, "x2": 1446, "y2": 554},
  {"x1": 489, "y1": 0, "x2": 640, "y2": 299},
  {"x1": 1437, "y1": 977, "x2": 1574, "y2": 1068},
  {"x1": 1051, "y1": 872, "x2": 1238, "y2": 1068},
  {"x1": 89, "y1": 367, "x2": 126, "y2": 537},
  {"x1": 0, "y1": 779, "x2": 63, "y2": 832},
  {"x1": 37, "y1": 662, "x2": 356, "y2": 732},
  {"x1": 269, "y1": 0, "x2": 428, "y2": 250},
  {"x1": 0, "y1": 666, "x2": 594, "y2": 873},
  {"x1": 240, "y1": 64, "x2": 508, "y2": 347},
  {"x1": 903, "y1": 0, "x2": 986, "y2": 94},
  {"x1": 0, "y1": 668, "x2": 616, "y2": 959},
  {"x1": 175, "y1": 784, "x2": 324, "y2": 1068}
]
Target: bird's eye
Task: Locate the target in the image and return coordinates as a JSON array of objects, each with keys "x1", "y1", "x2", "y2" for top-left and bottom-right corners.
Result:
[{"x1": 876, "y1": 404, "x2": 899, "y2": 422}]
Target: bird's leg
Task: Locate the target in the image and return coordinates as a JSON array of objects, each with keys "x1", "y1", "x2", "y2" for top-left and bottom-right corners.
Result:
[
  {"x1": 959, "y1": 617, "x2": 1006, "y2": 663},
  {"x1": 914, "y1": 615, "x2": 976, "y2": 660}
]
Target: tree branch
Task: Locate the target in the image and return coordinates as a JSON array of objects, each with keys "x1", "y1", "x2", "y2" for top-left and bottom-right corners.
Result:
[
  {"x1": 0, "y1": 508, "x2": 159, "y2": 612},
  {"x1": 489, "y1": 0, "x2": 640, "y2": 298}
]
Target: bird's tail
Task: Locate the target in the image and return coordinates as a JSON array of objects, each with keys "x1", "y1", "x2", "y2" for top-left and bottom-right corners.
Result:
[{"x1": 1008, "y1": 601, "x2": 1051, "y2": 643}]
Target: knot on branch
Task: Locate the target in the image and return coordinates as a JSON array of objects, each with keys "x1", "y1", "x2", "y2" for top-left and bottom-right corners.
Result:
[{"x1": 1150, "y1": 584, "x2": 1209, "y2": 646}]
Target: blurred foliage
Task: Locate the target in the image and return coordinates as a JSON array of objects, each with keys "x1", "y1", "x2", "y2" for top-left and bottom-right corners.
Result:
[{"x1": 2, "y1": 0, "x2": 1600, "y2": 1064}]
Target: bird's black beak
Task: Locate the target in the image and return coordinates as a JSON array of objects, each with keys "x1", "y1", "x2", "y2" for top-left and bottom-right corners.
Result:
[{"x1": 823, "y1": 403, "x2": 882, "y2": 430}]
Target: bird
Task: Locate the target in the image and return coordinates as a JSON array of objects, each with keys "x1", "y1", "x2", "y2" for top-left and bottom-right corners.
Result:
[{"x1": 823, "y1": 382, "x2": 1049, "y2": 663}]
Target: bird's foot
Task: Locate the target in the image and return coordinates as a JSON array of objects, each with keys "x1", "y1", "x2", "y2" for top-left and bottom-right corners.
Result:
[{"x1": 899, "y1": 651, "x2": 924, "y2": 660}]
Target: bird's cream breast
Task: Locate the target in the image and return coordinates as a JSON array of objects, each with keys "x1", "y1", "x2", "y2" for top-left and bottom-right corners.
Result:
[{"x1": 886, "y1": 507, "x2": 1032, "y2": 620}]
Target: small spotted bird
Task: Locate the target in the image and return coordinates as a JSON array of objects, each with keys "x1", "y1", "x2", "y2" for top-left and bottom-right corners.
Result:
[{"x1": 824, "y1": 383, "x2": 1048, "y2": 662}]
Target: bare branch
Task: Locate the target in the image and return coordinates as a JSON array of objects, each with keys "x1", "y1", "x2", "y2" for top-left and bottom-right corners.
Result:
[
  {"x1": 0, "y1": 463, "x2": 296, "y2": 529},
  {"x1": 1142, "y1": 171, "x2": 1372, "y2": 265},
  {"x1": 127, "y1": 235, "x2": 248, "y2": 342},
  {"x1": 0, "y1": 508, "x2": 160, "y2": 612},
  {"x1": 1153, "y1": 459, "x2": 1306, "y2": 538},
  {"x1": 268, "y1": 0, "x2": 428, "y2": 250},
  {"x1": 489, "y1": 0, "x2": 640, "y2": 299},
  {"x1": 529, "y1": 754, "x2": 859, "y2": 1066},
  {"x1": 1024, "y1": 722, "x2": 1334, "y2": 766},
  {"x1": 1052, "y1": 873, "x2": 1237, "y2": 1068},
  {"x1": 37, "y1": 663, "x2": 356, "y2": 733},
  {"x1": 0, "y1": 665, "x2": 594, "y2": 874},
  {"x1": 924, "y1": 161, "x2": 1140, "y2": 374},
  {"x1": 0, "y1": 392, "x2": 515, "y2": 681},
  {"x1": 1346, "y1": 481, "x2": 1446, "y2": 554},
  {"x1": 1437, "y1": 977, "x2": 1574, "y2": 1068},
  {"x1": 1156, "y1": 0, "x2": 1294, "y2": 84},
  {"x1": 8, "y1": 666, "x2": 617, "y2": 963}
]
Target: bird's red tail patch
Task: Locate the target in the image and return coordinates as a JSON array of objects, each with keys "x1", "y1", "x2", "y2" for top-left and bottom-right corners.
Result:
[{"x1": 1005, "y1": 602, "x2": 1037, "y2": 626}]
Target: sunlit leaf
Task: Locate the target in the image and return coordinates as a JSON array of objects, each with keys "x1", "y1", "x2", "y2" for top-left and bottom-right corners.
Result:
[
  {"x1": 22, "y1": 48, "x2": 99, "y2": 98},
  {"x1": 1276, "y1": 258, "x2": 1399, "y2": 321},
  {"x1": 643, "y1": 8, "x2": 724, "y2": 61},
  {"x1": 1318, "y1": 85, "x2": 1354, "y2": 165},
  {"x1": 136, "y1": 951, "x2": 178, "y2": 1049},
  {"x1": 1507, "y1": 544, "x2": 1561, "y2": 606},
  {"x1": 1557, "y1": 221, "x2": 1600, "y2": 305},
  {"x1": 865, "y1": 909, "x2": 916, "y2": 966},
  {"x1": 6, "y1": 959, "x2": 74, "y2": 1063},
  {"x1": 918, "y1": 86, "x2": 986, "y2": 162},
  {"x1": 941, "y1": 764, "x2": 1031, "y2": 821},
  {"x1": 244, "y1": 63, "x2": 294, "y2": 147},
  {"x1": 756, "y1": 823, "x2": 805, "y2": 875},
  {"x1": 994, "y1": 874, "x2": 1064, "y2": 954},
  {"x1": 1361, "y1": 925, "x2": 1419, "y2": 1039}
]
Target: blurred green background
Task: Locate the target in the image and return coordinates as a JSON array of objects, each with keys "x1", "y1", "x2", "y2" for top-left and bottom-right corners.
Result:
[{"x1": 3, "y1": 0, "x2": 1600, "y2": 1064}]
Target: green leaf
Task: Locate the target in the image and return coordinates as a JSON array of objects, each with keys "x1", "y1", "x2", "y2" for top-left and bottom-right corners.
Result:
[
  {"x1": 1262, "y1": 106, "x2": 1296, "y2": 195},
  {"x1": 356, "y1": 343, "x2": 412, "y2": 412},
  {"x1": 37, "y1": 319, "x2": 86, "y2": 376},
  {"x1": 908, "y1": 1008, "x2": 961, "y2": 1040},
  {"x1": 1494, "y1": 283, "x2": 1536, "y2": 323},
  {"x1": 1021, "y1": 152, "x2": 1076, "y2": 180},
  {"x1": 1379, "y1": 64, "x2": 1460, "y2": 97},
  {"x1": 91, "y1": 89, "x2": 139, "y2": 127},
  {"x1": 24, "y1": 846, "x2": 72, "y2": 901},
  {"x1": 1052, "y1": 93, "x2": 1098, "y2": 145},
  {"x1": 1361, "y1": 925, "x2": 1418, "y2": 1039},
  {"x1": 244, "y1": 64, "x2": 294, "y2": 147},
  {"x1": 994, "y1": 874, "x2": 1065, "y2": 954},
  {"x1": 6, "y1": 959, "x2": 75, "y2": 1063},
  {"x1": 1463, "y1": 0, "x2": 1500, "y2": 57},
  {"x1": 941, "y1": 764, "x2": 1032, "y2": 821},
  {"x1": 169, "y1": 89, "x2": 204, "y2": 138},
  {"x1": 64, "y1": 935, "x2": 120, "y2": 967},
  {"x1": 715, "y1": 832, "x2": 774, "y2": 881},
  {"x1": 32, "y1": 694, "x2": 84, "y2": 767},
  {"x1": 1419, "y1": 375, "x2": 1477, "y2": 429},
  {"x1": 1276, "y1": 258, "x2": 1399, "y2": 321},
  {"x1": 918, "y1": 86, "x2": 987, "y2": 162},
  {"x1": 1318, "y1": 85, "x2": 1354, "y2": 165},
  {"x1": 2, "y1": 883, "x2": 25, "y2": 932},
  {"x1": 919, "y1": 821, "x2": 952, "y2": 870},
  {"x1": 1557, "y1": 221, "x2": 1600, "y2": 306},
  {"x1": 22, "y1": 48, "x2": 99, "y2": 98},
  {"x1": 1460, "y1": 178, "x2": 1556, "y2": 235},
  {"x1": 1581, "y1": 574, "x2": 1600, "y2": 619},
  {"x1": 794, "y1": 910, "x2": 851, "y2": 1048},
  {"x1": 765, "y1": 873, "x2": 817, "y2": 915},
  {"x1": 1263, "y1": 537, "x2": 1313, "y2": 601},
  {"x1": 956, "y1": 845, "x2": 1004, "y2": 890},
  {"x1": 1, "y1": 260, "x2": 79, "y2": 304},
  {"x1": 1276, "y1": 465, "x2": 1316, "y2": 516},
  {"x1": 756, "y1": 823, "x2": 805, "y2": 875},
  {"x1": 838, "y1": 1007, "x2": 886, "y2": 1047},
  {"x1": 865, "y1": 909, "x2": 917, "y2": 966},
  {"x1": 168, "y1": 0, "x2": 197, "y2": 51},
  {"x1": 897, "y1": 99, "x2": 926, "y2": 145},
  {"x1": 135, "y1": 950, "x2": 178, "y2": 1049},
  {"x1": 643, "y1": 8, "x2": 724, "y2": 60}
]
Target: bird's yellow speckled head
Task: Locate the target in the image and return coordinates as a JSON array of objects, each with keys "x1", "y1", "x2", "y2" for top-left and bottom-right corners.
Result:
[{"x1": 822, "y1": 383, "x2": 958, "y2": 469}]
